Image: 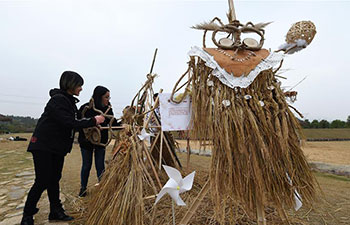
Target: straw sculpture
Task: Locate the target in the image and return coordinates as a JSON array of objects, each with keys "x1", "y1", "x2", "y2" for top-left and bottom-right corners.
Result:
[
  {"x1": 85, "y1": 130, "x2": 146, "y2": 225},
  {"x1": 180, "y1": 64, "x2": 316, "y2": 220},
  {"x1": 84, "y1": 51, "x2": 182, "y2": 225},
  {"x1": 83, "y1": 2, "x2": 318, "y2": 223},
  {"x1": 170, "y1": 2, "x2": 318, "y2": 223},
  {"x1": 85, "y1": 74, "x2": 159, "y2": 225}
]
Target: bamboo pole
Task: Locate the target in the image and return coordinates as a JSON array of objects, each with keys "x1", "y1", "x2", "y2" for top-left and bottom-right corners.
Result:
[
  {"x1": 150, "y1": 48, "x2": 158, "y2": 74},
  {"x1": 143, "y1": 140, "x2": 162, "y2": 189},
  {"x1": 161, "y1": 132, "x2": 181, "y2": 169},
  {"x1": 228, "y1": 0, "x2": 237, "y2": 22},
  {"x1": 149, "y1": 132, "x2": 161, "y2": 155},
  {"x1": 143, "y1": 93, "x2": 151, "y2": 128},
  {"x1": 139, "y1": 149, "x2": 158, "y2": 194},
  {"x1": 158, "y1": 131, "x2": 164, "y2": 171},
  {"x1": 130, "y1": 49, "x2": 158, "y2": 107}
]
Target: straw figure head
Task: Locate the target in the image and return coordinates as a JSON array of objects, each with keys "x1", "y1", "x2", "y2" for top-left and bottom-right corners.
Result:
[{"x1": 192, "y1": 18, "x2": 270, "y2": 51}]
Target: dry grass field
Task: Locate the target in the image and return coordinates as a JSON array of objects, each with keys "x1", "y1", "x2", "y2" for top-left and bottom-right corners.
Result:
[
  {"x1": 0, "y1": 133, "x2": 349, "y2": 224},
  {"x1": 178, "y1": 140, "x2": 350, "y2": 166}
]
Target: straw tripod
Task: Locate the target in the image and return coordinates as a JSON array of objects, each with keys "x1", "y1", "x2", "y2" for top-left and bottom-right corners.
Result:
[{"x1": 84, "y1": 49, "x2": 183, "y2": 225}]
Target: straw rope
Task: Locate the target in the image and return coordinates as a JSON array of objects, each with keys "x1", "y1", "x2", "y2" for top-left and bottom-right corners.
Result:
[{"x1": 81, "y1": 98, "x2": 118, "y2": 147}]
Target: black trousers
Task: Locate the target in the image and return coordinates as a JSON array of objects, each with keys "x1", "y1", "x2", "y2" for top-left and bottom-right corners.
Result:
[{"x1": 23, "y1": 150, "x2": 65, "y2": 215}]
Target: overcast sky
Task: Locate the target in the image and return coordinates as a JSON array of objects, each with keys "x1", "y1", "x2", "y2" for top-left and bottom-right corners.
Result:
[{"x1": 0, "y1": 0, "x2": 349, "y2": 121}]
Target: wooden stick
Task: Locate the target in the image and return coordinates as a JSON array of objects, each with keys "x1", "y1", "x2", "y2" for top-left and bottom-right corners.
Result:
[
  {"x1": 143, "y1": 89, "x2": 163, "y2": 128},
  {"x1": 172, "y1": 200, "x2": 176, "y2": 225},
  {"x1": 161, "y1": 131, "x2": 181, "y2": 170},
  {"x1": 179, "y1": 180, "x2": 210, "y2": 225},
  {"x1": 152, "y1": 112, "x2": 181, "y2": 169},
  {"x1": 149, "y1": 48, "x2": 158, "y2": 74},
  {"x1": 148, "y1": 134, "x2": 166, "y2": 168},
  {"x1": 228, "y1": 0, "x2": 237, "y2": 22},
  {"x1": 143, "y1": 140, "x2": 162, "y2": 189},
  {"x1": 149, "y1": 132, "x2": 161, "y2": 155},
  {"x1": 139, "y1": 150, "x2": 158, "y2": 194},
  {"x1": 143, "y1": 100, "x2": 157, "y2": 128},
  {"x1": 130, "y1": 49, "x2": 158, "y2": 107},
  {"x1": 158, "y1": 131, "x2": 164, "y2": 170},
  {"x1": 186, "y1": 131, "x2": 191, "y2": 171},
  {"x1": 143, "y1": 93, "x2": 151, "y2": 128}
]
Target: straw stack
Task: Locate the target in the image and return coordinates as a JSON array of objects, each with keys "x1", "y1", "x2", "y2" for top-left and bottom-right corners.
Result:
[{"x1": 85, "y1": 133, "x2": 146, "y2": 225}]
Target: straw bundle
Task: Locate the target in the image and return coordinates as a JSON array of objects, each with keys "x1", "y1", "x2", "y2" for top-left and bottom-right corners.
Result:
[
  {"x1": 85, "y1": 130, "x2": 159, "y2": 225},
  {"x1": 186, "y1": 56, "x2": 317, "y2": 221}
]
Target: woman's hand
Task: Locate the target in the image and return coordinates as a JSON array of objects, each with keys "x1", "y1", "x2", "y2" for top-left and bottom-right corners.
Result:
[{"x1": 94, "y1": 115, "x2": 105, "y2": 125}]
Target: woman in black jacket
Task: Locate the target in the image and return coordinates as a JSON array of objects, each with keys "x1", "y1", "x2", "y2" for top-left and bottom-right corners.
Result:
[
  {"x1": 77, "y1": 86, "x2": 120, "y2": 197},
  {"x1": 21, "y1": 71, "x2": 105, "y2": 225}
]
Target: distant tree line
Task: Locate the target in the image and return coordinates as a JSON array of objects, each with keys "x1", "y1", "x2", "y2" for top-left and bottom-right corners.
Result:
[
  {"x1": 1, "y1": 115, "x2": 350, "y2": 133},
  {"x1": 0, "y1": 115, "x2": 38, "y2": 133},
  {"x1": 300, "y1": 116, "x2": 350, "y2": 129}
]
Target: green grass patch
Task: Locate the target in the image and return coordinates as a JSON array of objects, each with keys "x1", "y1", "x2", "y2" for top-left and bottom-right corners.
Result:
[
  {"x1": 0, "y1": 133, "x2": 33, "y2": 180},
  {"x1": 314, "y1": 171, "x2": 350, "y2": 182},
  {"x1": 302, "y1": 128, "x2": 350, "y2": 139}
]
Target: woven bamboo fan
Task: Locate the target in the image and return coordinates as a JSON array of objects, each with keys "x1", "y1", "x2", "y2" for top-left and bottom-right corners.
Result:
[
  {"x1": 277, "y1": 20, "x2": 317, "y2": 54},
  {"x1": 286, "y1": 20, "x2": 316, "y2": 45}
]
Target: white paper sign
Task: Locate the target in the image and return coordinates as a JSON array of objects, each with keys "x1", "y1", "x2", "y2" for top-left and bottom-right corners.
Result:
[{"x1": 159, "y1": 93, "x2": 191, "y2": 131}]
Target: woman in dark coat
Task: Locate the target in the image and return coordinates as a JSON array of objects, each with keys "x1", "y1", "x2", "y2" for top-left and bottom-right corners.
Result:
[
  {"x1": 21, "y1": 71, "x2": 105, "y2": 225},
  {"x1": 78, "y1": 85, "x2": 120, "y2": 197}
]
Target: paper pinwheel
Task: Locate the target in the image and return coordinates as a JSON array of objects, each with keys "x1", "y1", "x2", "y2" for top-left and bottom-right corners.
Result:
[
  {"x1": 155, "y1": 165, "x2": 195, "y2": 206},
  {"x1": 286, "y1": 173, "x2": 303, "y2": 211},
  {"x1": 137, "y1": 128, "x2": 154, "y2": 142}
]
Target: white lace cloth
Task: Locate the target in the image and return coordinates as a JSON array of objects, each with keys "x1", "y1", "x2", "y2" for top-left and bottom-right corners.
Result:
[{"x1": 188, "y1": 46, "x2": 284, "y2": 88}]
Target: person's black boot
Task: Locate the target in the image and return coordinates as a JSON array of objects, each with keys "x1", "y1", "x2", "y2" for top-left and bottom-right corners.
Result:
[
  {"x1": 78, "y1": 187, "x2": 87, "y2": 197},
  {"x1": 20, "y1": 214, "x2": 34, "y2": 225},
  {"x1": 48, "y1": 208, "x2": 74, "y2": 221}
]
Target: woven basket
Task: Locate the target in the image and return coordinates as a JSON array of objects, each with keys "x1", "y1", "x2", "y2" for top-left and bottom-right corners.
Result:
[{"x1": 286, "y1": 20, "x2": 316, "y2": 44}]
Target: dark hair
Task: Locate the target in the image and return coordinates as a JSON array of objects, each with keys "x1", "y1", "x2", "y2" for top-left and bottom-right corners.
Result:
[
  {"x1": 92, "y1": 86, "x2": 110, "y2": 110},
  {"x1": 59, "y1": 71, "x2": 84, "y2": 91}
]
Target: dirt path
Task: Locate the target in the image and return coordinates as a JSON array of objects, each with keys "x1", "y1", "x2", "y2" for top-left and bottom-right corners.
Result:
[{"x1": 1, "y1": 134, "x2": 349, "y2": 224}]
